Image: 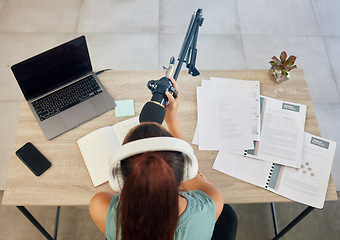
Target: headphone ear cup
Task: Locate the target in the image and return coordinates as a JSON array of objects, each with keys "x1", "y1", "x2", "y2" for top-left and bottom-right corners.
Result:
[
  {"x1": 109, "y1": 161, "x2": 124, "y2": 192},
  {"x1": 182, "y1": 153, "x2": 198, "y2": 181}
]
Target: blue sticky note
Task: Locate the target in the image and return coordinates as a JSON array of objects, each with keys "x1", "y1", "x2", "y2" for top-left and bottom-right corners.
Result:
[{"x1": 115, "y1": 99, "x2": 135, "y2": 117}]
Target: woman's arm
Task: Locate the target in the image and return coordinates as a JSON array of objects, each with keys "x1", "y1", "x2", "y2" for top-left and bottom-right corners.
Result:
[
  {"x1": 180, "y1": 172, "x2": 224, "y2": 222},
  {"x1": 89, "y1": 190, "x2": 118, "y2": 235},
  {"x1": 165, "y1": 78, "x2": 223, "y2": 219},
  {"x1": 164, "y1": 77, "x2": 184, "y2": 139}
]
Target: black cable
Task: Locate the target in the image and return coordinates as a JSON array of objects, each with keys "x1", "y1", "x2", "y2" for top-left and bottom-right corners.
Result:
[{"x1": 95, "y1": 69, "x2": 112, "y2": 75}]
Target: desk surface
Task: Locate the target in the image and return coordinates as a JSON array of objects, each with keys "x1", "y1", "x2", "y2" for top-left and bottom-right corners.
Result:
[{"x1": 2, "y1": 69, "x2": 338, "y2": 206}]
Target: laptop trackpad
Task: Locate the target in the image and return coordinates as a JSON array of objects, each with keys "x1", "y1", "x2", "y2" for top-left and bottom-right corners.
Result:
[{"x1": 60, "y1": 101, "x2": 96, "y2": 129}]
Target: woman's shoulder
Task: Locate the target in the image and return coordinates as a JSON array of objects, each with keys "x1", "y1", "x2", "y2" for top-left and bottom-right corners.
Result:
[
  {"x1": 89, "y1": 191, "x2": 118, "y2": 235},
  {"x1": 181, "y1": 189, "x2": 215, "y2": 205},
  {"x1": 180, "y1": 189, "x2": 216, "y2": 217},
  {"x1": 107, "y1": 193, "x2": 120, "y2": 208}
]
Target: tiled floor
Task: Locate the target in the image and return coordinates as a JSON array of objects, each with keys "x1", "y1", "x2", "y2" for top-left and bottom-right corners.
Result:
[{"x1": 0, "y1": 0, "x2": 339, "y2": 239}]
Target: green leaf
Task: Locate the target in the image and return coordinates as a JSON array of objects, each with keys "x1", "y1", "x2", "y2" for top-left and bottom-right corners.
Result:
[
  {"x1": 271, "y1": 56, "x2": 281, "y2": 64},
  {"x1": 269, "y1": 60, "x2": 277, "y2": 66},
  {"x1": 280, "y1": 51, "x2": 287, "y2": 63},
  {"x1": 286, "y1": 65, "x2": 297, "y2": 71},
  {"x1": 286, "y1": 55, "x2": 297, "y2": 66}
]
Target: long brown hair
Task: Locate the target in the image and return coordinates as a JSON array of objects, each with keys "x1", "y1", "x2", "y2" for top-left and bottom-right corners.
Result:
[{"x1": 116, "y1": 122, "x2": 184, "y2": 240}]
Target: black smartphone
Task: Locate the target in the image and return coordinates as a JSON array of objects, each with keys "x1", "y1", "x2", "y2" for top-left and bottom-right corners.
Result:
[{"x1": 16, "y1": 142, "x2": 51, "y2": 176}]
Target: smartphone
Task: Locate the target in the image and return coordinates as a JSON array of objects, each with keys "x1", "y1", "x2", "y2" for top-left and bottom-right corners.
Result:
[{"x1": 16, "y1": 142, "x2": 51, "y2": 176}]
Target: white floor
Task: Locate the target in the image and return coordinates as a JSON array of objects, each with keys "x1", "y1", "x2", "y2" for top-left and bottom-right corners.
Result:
[{"x1": 0, "y1": 0, "x2": 339, "y2": 239}]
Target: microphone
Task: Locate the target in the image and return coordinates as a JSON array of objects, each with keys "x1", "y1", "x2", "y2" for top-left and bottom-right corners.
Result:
[
  {"x1": 139, "y1": 101, "x2": 166, "y2": 124},
  {"x1": 139, "y1": 57, "x2": 177, "y2": 124}
]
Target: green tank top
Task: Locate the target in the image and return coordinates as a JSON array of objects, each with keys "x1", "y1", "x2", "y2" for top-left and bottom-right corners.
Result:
[{"x1": 106, "y1": 190, "x2": 216, "y2": 240}]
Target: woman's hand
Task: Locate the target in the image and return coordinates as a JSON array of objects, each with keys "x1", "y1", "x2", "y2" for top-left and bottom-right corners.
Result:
[
  {"x1": 164, "y1": 77, "x2": 180, "y2": 123},
  {"x1": 164, "y1": 77, "x2": 183, "y2": 139}
]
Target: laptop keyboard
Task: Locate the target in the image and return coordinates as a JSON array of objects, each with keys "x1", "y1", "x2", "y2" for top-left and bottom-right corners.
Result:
[{"x1": 32, "y1": 75, "x2": 103, "y2": 121}]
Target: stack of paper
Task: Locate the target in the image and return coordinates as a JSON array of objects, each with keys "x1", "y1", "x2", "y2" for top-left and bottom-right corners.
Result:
[
  {"x1": 194, "y1": 77, "x2": 307, "y2": 168},
  {"x1": 194, "y1": 77, "x2": 337, "y2": 209},
  {"x1": 193, "y1": 77, "x2": 260, "y2": 151}
]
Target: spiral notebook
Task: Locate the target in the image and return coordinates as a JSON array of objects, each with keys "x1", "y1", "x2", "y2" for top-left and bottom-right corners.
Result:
[{"x1": 213, "y1": 132, "x2": 336, "y2": 209}]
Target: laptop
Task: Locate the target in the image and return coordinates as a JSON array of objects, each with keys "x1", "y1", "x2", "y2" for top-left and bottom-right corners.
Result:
[{"x1": 11, "y1": 36, "x2": 116, "y2": 140}]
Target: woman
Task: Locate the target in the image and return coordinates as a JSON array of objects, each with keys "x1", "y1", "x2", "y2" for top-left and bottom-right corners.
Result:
[{"x1": 89, "y1": 78, "x2": 233, "y2": 239}]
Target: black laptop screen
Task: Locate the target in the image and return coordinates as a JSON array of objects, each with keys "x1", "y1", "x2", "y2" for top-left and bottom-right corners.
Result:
[{"x1": 11, "y1": 36, "x2": 92, "y2": 100}]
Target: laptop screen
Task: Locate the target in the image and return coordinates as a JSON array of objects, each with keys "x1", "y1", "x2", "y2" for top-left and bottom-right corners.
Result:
[{"x1": 11, "y1": 36, "x2": 92, "y2": 100}]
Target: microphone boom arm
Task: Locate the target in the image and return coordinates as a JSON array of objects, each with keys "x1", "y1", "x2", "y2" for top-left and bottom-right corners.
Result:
[
  {"x1": 173, "y1": 8, "x2": 204, "y2": 81},
  {"x1": 139, "y1": 9, "x2": 204, "y2": 124}
]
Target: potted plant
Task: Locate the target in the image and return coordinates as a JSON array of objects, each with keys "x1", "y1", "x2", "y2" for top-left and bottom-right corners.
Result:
[{"x1": 269, "y1": 51, "x2": 297, "y2": 83}]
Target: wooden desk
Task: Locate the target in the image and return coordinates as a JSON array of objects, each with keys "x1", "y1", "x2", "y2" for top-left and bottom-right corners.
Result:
[{"x1": 2, "y1": 69, "x2": 338, "y2": 206}]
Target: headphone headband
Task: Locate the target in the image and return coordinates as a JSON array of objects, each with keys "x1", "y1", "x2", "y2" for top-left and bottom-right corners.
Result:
[{"x1": 108, "y1": 137, "x2": 198, "y2": 191}]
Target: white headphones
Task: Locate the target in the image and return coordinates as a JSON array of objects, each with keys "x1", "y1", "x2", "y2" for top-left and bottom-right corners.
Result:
[{"x1": 108, "y1": 137, "x2": 199, "y2": 192}]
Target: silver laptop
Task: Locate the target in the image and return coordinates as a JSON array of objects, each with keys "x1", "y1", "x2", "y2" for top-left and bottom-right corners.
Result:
[{"x1": 11, "y1": 36, "x2": 116, "y2": 140}]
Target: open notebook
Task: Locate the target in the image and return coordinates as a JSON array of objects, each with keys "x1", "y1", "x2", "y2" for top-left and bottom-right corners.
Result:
[{"x1": 77, "y1": 116, "x2": 139, "y2": 187}]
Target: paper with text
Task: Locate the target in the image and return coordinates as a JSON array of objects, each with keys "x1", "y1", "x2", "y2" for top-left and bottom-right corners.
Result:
[
  {"x1": 210, "y1": 77, "x2": 261, "y2": 141},
  {"x1": 197, "y1": 84, "x2": 253, "y2": 151},
  {"x1": 247, "y1": 96, "x2": 307, "y2": 168},
  {"x1": 268, "y1": 132, "x2": 336, "y2": 208},
  {"x1": 213, "y1": 132, "x2": 336, "y2": 208}
]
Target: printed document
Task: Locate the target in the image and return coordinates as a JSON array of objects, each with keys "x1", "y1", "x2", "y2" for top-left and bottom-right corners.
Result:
[
  {"x1": 246, "y1": 96, "x2": 307, "y2": 168},
  {"x1": 209, "y1": 77, "x2": 261, "y2": 141},
  {"x1": 212, "y1": 132, "x2": 336, "y2": 209},
  {"x1": 196, "y1": 82, "x2": 254, "y2": 151}
]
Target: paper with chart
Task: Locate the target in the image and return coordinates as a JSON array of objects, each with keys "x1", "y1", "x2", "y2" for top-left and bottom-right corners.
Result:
[
  {"x1": 196, "y1": 83, "x2": 254, "y2": 151},
  {"x1": 246, "y1": 96, "x2": 307, "y2": 168},
  {"x1": 268, "y1": 132, "x2": 336, "y2": 209},
  {"x1": 213, "y1": 132, "x2": 336, "y2": 209}
]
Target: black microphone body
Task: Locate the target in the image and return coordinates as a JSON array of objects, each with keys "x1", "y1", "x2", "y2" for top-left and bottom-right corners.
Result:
[
  {"x1": 149, "y1": 77, "x2": 174, "y2": 106},
  {"x1": 139, "y1": 56, "x2": 178, "y2": 124},
  {"x1": 139, "y1": 76, "x2": 177, "y2": 124},
  {"x1": 139, "y1": 101, "x2": 166, "y2": 124}
]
